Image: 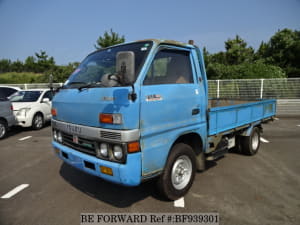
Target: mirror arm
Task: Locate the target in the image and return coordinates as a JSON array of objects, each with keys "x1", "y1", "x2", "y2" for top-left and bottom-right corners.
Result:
[{"x1": 129, "y1": 84, "x2": 137, "y2": 102}]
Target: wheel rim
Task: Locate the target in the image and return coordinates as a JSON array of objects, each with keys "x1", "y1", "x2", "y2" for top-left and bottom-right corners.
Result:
[
  {"x1": 252, "y1": 131, "x2": 259, "y2": 151},
  {"x1": 0, "y1": 123, "x2": 5, "y2": 138},
  {"x1": 171, "y1": 155, "x2": 192, "y2": 190},
  {"x1": 34, "y1": 115, "x2": 43, "y2": 128}
]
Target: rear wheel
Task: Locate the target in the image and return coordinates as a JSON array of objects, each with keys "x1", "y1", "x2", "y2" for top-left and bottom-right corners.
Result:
[
  {"x1": 32, "y1": 113, "x2": 44, "y2": 130},
  {"x1": 157, "y1": 143, "x2": 196, "y2": 200},
  {"x1": 241, "y1": 127, "x2": 261, "y2": 155},
  {"x1": 0, "y1": 120, "x2": 8, "y2": 139}
]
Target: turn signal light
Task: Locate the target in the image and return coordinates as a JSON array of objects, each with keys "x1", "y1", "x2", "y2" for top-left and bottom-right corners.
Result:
[
  {"x1": 54, "y1": 147, "x2": 60, "y2": 155},
  {"x1": 51, "y1": 108, "x2": 57, "y2": 116},
  {"x1": 127, "y1": 141, "x2": 140, "y2": 153},
  {"x1": 100, "y1": 114, "x2": 113, "y2": 124},
  {"x1": 100, "y1": 166, "x2": 113, "y2": 176},
  {"x1": 99, "y1": 113, "x2": 122, "y2": 124}
]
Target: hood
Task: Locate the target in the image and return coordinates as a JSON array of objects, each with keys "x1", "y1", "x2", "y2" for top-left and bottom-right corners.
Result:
[
  {"x1": 12, "y1": 102, "x2": 35, "y2": 110},
  {"x1": 52, "y1": 87, "x2": 139, "y2": 130}
]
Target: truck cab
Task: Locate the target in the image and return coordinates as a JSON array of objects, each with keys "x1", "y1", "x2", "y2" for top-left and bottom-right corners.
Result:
[{"x1": 51, "y1": 39, "x2": 275, "y2": 200}]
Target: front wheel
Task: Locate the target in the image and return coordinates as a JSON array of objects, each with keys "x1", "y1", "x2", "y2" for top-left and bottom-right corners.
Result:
[
  {"x1": 32, "y1": 113, "x2": 44, "y2": 130},
  {"x1": 157, "y1": 143, "x2": 196, "y2": 200}
]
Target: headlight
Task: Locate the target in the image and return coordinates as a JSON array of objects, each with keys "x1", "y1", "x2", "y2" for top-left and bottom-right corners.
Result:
[
  {"x1": 16, "y1": 108, "x2": 31, "y2": 117},
  {"x1": 57, "y1": 131, "x2": 62, "y2": 143},
  {"x1": 99, "y1": 143, "x2": 108, "y2": 157},
  {"x1": 113, "y1": 145, "x2": 123, "y2": 160},
  {"x1": 53, "y1": 130, "x2": 57, "y2": 140}
]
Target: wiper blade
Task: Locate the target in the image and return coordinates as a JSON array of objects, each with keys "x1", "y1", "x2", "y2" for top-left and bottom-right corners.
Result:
[
  {"x1": 61, "y1": 81, "x2": 87, "y2": 89},
  {"x1": 78, "y1": 82, "x2": 103, "y2": 91}
]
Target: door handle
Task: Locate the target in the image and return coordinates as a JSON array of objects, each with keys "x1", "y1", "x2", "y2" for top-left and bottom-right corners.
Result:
[{"x1": 192, "y1": 108, "x2": 200, "y2": 115}]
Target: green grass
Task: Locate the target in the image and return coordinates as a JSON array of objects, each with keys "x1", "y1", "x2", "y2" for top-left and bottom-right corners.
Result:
[{"x1": 0, "y1": 72, "x2": 45, "y2": 84}]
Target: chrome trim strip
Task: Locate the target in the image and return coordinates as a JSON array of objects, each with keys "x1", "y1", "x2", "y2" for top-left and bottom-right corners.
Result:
[{"x1": 51, "y1": 119, "x2": 140, "y2": 142}]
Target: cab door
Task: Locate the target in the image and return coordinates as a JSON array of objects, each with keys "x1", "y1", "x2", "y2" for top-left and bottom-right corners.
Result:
[{"x1": 139, "y1": 46, "x2": 206, "y2": 176}]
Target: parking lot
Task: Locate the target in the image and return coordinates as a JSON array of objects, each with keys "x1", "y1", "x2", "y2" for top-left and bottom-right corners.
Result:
[{"x1": 0, "y1": 117, "x2": 300, "y2": 225}]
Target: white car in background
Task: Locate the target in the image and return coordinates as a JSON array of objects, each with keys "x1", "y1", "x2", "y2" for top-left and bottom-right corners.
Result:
[{"x1": 10, "y1": 89, "x2": 53, "y2": 130}]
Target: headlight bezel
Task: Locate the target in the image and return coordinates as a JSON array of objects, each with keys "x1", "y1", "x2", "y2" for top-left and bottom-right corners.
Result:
[
  {"x1": 52, "y1": 129, "x2": 62, "y2": 143},
  {"x1": 96, "y1": 142, "x2": 127, "y2": 163}
]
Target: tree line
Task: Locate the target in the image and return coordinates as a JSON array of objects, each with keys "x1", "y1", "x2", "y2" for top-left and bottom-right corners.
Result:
[
  {"x1": 204, "y1": 28, "x2": 300, "y2": 79},
  {"x1": 0, "y1": 50, "x2": 79, "y2": 83},
  {"x1": 0, "y1": 28, "x2": 299, "y2": 84}
]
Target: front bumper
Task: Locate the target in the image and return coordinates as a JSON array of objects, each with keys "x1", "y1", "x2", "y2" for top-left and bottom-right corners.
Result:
[
  {"x1": 14, "y1": 115, "x2": 32, "y2": 127},
  {"x1": 52, "y1": 141, "x2": 142, "y2": 186}
]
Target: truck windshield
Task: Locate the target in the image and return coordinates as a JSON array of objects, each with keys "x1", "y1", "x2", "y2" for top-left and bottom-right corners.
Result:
[{"x1": 65, "y1": 41, "x2": 153, "y2": 88}]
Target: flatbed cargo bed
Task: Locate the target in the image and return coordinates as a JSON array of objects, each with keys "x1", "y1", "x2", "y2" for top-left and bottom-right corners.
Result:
[{"x1": 208, "y1": 98, "x2": 276, "y2": 136}]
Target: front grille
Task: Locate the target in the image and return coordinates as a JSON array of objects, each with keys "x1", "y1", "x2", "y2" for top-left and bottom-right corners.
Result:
[
  {"x1": 61, "y1": 132, "x2": 97, "y2": 156},
  {"x1": 100, "y1": 130, "x2": 121, "y2": 140}
]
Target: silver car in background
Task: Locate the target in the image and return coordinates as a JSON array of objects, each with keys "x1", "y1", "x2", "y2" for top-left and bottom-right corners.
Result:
[
  {"x1": 0, "y1": 86, "x2": 21, "y2": 99},
  {"x1": 0, "y1": 95, "x2": 16, "y2": 139}
]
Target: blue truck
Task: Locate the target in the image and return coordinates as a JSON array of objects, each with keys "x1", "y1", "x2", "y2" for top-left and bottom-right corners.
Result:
[{"x1": 51, "y1": 39, "x2": 276, "y2": 200}]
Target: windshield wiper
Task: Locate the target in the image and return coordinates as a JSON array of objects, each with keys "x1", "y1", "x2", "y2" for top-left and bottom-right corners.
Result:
[
  {"x1": 61, "y1": 81, "x2": 87, "y2": 89},
  {"x1": 78, "y1": 82, "x2": 103, "y2": 91}
]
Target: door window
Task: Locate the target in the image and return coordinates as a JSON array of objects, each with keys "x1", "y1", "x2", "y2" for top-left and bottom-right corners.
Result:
[{"x1": 144, "y1": 49, "x2": 193, "y2": 85}]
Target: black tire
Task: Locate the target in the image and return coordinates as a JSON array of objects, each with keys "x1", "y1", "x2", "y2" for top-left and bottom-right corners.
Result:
[
  {"x1": 0, "y1": 119, "x2": 8, "y2": 139},
  {"x1": 157, "y1": 143, "x2": 196, "y2": 200},
  {"x1": 32, "y1": 113, "x2": 44, "y2": 130},
  {"x1": 241, "y1": 127, "x2": 261, "y2": 156}
]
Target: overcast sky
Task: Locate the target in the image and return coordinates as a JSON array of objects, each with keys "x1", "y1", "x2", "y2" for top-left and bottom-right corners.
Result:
[{"x1": 0, "y1": 0, "x2": 299, "y2": 65}]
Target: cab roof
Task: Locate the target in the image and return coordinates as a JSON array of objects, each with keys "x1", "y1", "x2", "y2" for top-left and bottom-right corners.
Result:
[{"x1": 135, "y1": 39, "x2": 196, "y2": 48}]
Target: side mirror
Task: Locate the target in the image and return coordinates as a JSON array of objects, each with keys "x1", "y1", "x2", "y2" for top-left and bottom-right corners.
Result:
[
  {"x1": 42, "y1": 98, "x2": 50, "y2": 103},
  {"x1": 116, "y1": 51, "x2": 135, "y2": 85}
]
